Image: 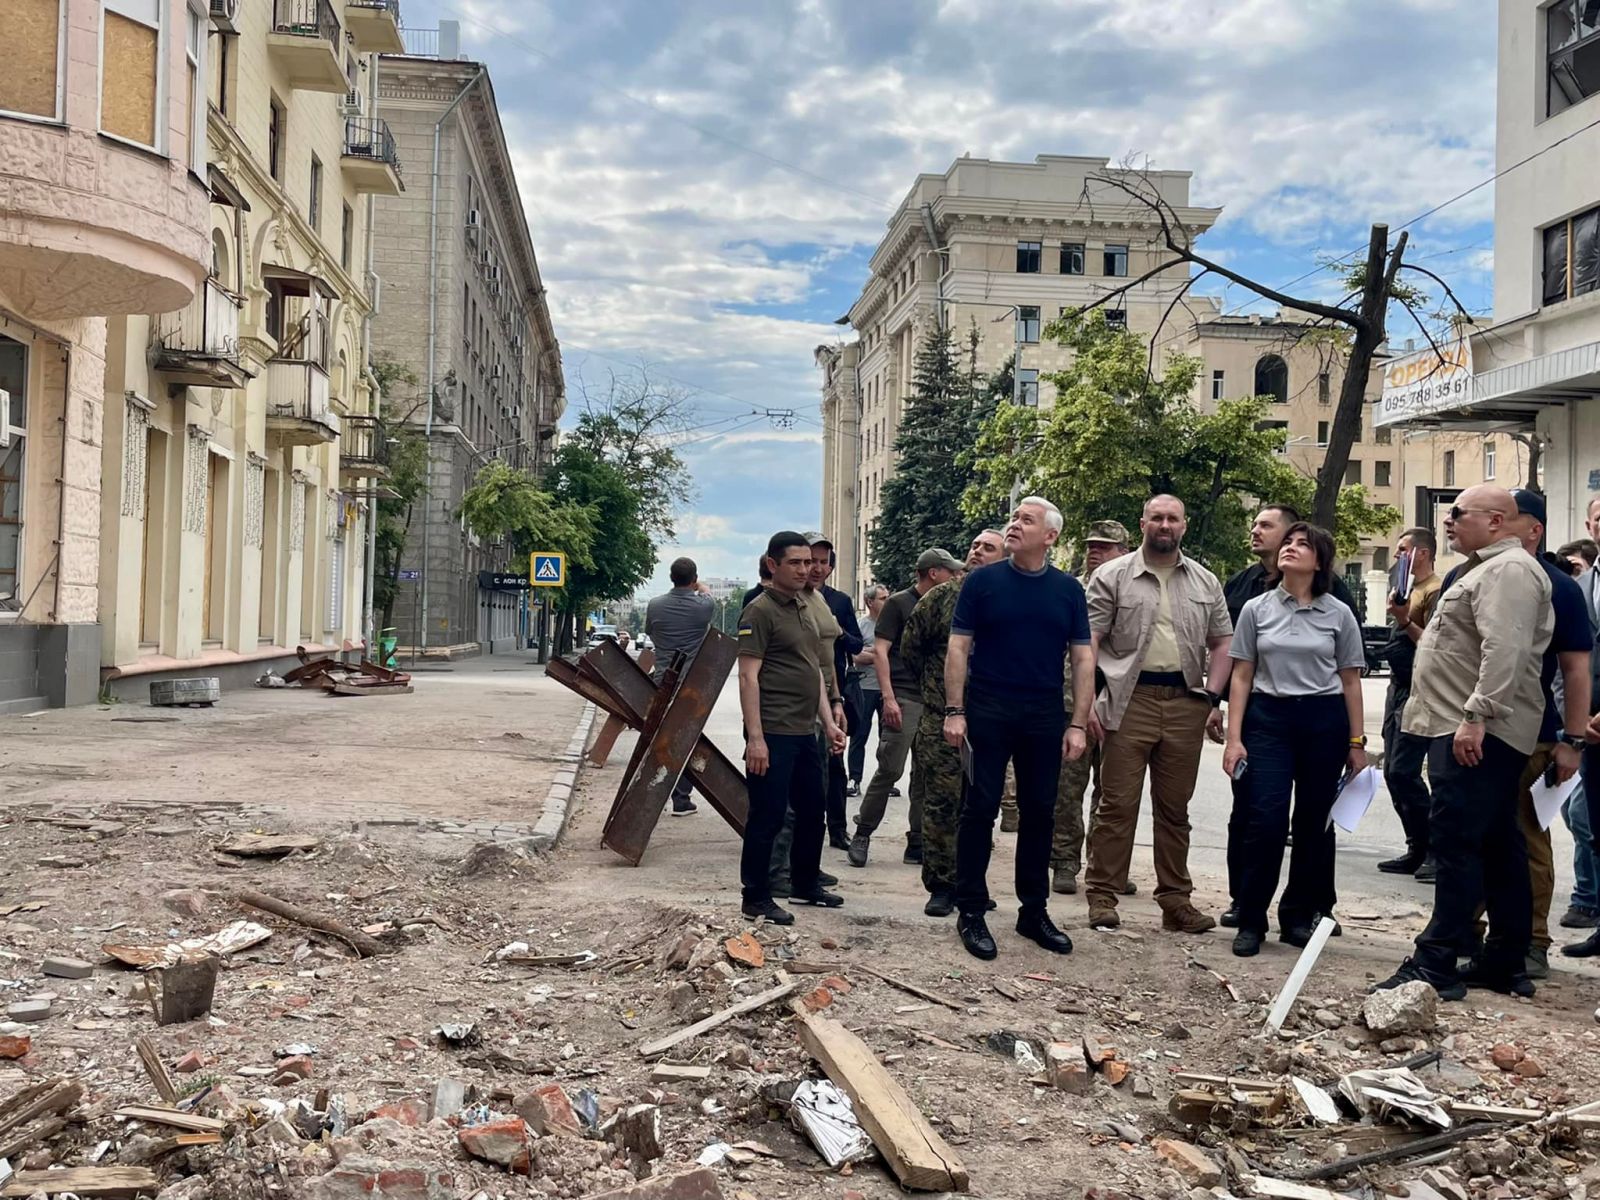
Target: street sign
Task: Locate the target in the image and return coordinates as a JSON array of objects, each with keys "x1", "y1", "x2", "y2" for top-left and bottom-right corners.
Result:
[
  {"x1": 531, "y1": 552, "x2": 566, "y2": 587},
  {"x1": 479, "y1": 571, "x2": 530, "y2": 591},
  {"x1": 397, "y1": 569, "x2": 420, "y2": 581}
]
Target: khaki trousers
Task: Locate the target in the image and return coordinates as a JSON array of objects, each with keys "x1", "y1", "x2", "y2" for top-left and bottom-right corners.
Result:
[{"x1": 1085, "y1": 685, "x2": 1208, "y2": 911}]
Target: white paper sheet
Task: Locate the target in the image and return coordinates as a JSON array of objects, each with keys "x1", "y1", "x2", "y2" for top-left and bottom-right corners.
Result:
[
  {"x1": 1531, "y1": 769, "x2": 1583, "y2": 831},
  {"x1": 1327, "y1": 766, "x2": 1380, "y2": 833}
]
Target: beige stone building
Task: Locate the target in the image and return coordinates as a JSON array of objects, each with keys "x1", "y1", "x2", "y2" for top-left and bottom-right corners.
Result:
[
  {"x1": 821, "y1": 154, "x2": 1508, "y2": 609},
  {"x1": 2, "y1": 0, "x2": 212, "y2": 711},
  {"x1": 94, "y1": 0, "x2": 405, "y2": 699},
  {"x1": 370, "y1": 24, "x2": 564, "y2": 657}
]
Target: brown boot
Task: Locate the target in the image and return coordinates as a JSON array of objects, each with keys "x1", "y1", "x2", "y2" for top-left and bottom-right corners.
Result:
[
  {"x1": 1052, "y1": 869, "x2": 1078, "y2": 895},
  {"x1": 1000, "y1": 807, "x2": 1020, "y2": 834},
  {"x1": 1087, "y1": 897, "x2": 1120, "y2": 929},
  {"x1": 1161, "y1": 904, "x2": 1217, "y2": 935}
]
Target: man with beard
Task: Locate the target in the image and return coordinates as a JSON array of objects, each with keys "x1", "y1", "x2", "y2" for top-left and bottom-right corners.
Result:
[
  {"x1": 1224, "y1": 505, "x2": 1358, "y2": 624},
  {"x1": 900, "y1": 528, "x2": 1007, "y2": 916},
  {"x1": 1053, "y1": 520, "x2": 1131, "y2": 895},
  {"x1": 944, "y1": 498, "x2": 1093, "y2": 960},
  {"x1": 1085, "y1": 494, "x2": 1232, "y2": 934}
]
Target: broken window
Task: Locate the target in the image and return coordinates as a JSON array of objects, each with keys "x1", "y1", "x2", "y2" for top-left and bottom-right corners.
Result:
[
  {"x1": 1549, "y1": 0, "x2": 1600, "y2": 117},
  {"x1": 1060, "y1": 242, "x2": 1085, "y2": 275},
  {"x1": 1255, "y1": 354, "x2": 1289, "y2": 404},
  {"x1": 1543, "y1": 204, "x2": 1600, "y2": 304},
  {"x1": 1103, "y1": 244, "x2": 1129, "y2": 277}
]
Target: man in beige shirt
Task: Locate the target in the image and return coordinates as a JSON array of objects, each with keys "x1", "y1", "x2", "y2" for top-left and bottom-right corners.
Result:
[
  {"x1": 1084, "y1": 494, "x2": 1233, "y2": 934},
  {"x1": 1373, "y1": 485, "x2": 1553, "y2": 1001}
]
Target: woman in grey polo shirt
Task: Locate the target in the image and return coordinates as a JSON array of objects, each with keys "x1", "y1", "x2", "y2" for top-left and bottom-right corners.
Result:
[{"x1": 1222, "y1": 522, "x2": 1368, "y2": 957}]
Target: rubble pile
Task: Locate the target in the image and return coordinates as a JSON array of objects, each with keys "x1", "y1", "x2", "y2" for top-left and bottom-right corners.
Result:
[{"x1": 4, "y1": 801, "x2": 1600, "y2": 1198}]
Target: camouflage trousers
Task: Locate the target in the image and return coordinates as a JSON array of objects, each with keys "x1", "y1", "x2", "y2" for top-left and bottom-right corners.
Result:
[
  {"x1": 913, "y1": 710, "x2": 964, "y2": 893},
  {"x1": 1052, "y1": 742, "x2": 1099, "y2": 879}
]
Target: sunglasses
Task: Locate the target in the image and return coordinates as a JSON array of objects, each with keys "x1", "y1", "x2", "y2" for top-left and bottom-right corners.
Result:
[{"x1": 1447, "y1": 506, "x2": 1498, "y2": 522}]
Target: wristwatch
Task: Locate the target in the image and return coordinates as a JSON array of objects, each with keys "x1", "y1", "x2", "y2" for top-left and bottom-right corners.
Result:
[
  {"x1": 1349, "y1": 735, "x2": 1369, "y2": 748},
  {"x1": 1204, "y1": 689, "x2": 1223, "y2": 708},
  {"x1": 1559, "y1": 733, "x2": 1586, "y2": 749},
  {"x1": 1461, "y1": 710, "x2": 1484, "y2": 725}
]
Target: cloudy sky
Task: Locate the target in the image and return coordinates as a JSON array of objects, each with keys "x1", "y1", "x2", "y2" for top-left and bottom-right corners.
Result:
[{"x1": 403, "y1": 0, "x2": 1498, "y2": 598}]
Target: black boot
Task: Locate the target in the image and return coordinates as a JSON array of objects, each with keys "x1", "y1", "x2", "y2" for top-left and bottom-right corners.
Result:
[
  {"x1": 1016, "y1": 911, "x2": 1073, "y2": 954},
  {"x1": 958, "y1": 913, "x2": 997, "y2": 960},
  {"x1": 1377, "y1": 848, "x2": 1426, "y2": 874},
  {"x1": 924, "y1": 889, "x2": 956, "y2": 917}
]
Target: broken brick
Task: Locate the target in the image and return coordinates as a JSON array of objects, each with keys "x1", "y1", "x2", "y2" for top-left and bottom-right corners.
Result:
[
  {"x1": 819, "y1": 974, "x2": 852, "y2": 995},
  {"x1": 0, "y1": 1035, "x2": 30, "y2": 1059},
  {"x1": 1153, "y1": 1137, "x2": 1222, "y2": 1187},
  {"x1": 1512, "y1": 1057, "x2": 1545, "y2": 1079},
  {"x1": 371, "y1": 1098, "x2": 429, "y2": 1127},
  {"x1": 458, "y1": 1118, "x2": 531, "y2": 1175},
  {"x1": 1103, "y1": 1060, "x2": 1131, "y2": 1086},
  {"x1": 1045, "y1": 1043, "x2": 1092, "y2": 1094},
  {"x1": 174, "y1": 1050, "x2": 205, "y2": 1073},
  {"x1": 723, "y1": 933, "x2": 764, "y2": 968},
  {"x1": 305, "y1": 1154, "x2": 455, "y2": 1200},
  {"x1": 798, "y1": 986, "x2": 835, "y2": 1013},
  {"x1": 1491, "y1": 1044, "x2": 1524, "y2": 1072},
  {"x1": 514, "y1": 1083, "x2": 581, "y2": 1138},
  {"x1": 581, "y1": 1167, "x2": 726, "y2": 1199},
  {"x1": 275, "y1": 1055, "x2": 313, "y2": 1080}
]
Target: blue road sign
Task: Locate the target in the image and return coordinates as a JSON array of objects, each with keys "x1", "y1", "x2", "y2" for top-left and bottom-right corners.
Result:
[
  {"x1": 531, "y1": 552, "x2": 566, "y2": 587},
  {"x1": 397, "y1": 569, "x2": 421, "y2": 581}
]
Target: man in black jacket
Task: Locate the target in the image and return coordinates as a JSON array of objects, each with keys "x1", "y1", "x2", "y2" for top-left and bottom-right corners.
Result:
[
  {"x1": 1223, "y1": 504, "x2": 1358, "y2": 624},
  {"x1": 805, "y1": 533, "x2": 864, "y2": 849},
  {"x1": 1377, "y1": 528, "x2": 1443, "y2": 878}
]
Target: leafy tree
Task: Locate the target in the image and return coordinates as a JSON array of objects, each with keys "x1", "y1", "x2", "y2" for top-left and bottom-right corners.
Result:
[
  {"x1": 548, "y1": 441, "x2": 655, "y2": 652},
  {"x1": 369, "y1": 356, "x2": 428, "y2": 633},
  {"x1": 457, "y1": 460, "x2": 596, "y2": 569},
  {"x1": 869, "y1": 323, "x2": 999, "y2": 585},
  {"x1": 562, "y1": 368, "x2": 695, "y2": 541},
  {"x1": 963, "y1": 314, "x2": 1399, "y2": 578}
]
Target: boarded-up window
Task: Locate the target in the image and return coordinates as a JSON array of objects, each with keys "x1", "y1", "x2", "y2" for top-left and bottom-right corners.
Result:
[
  {"x1": 102, "y1": 10, "x2": 160, "y2": 147},
  {"x1": 5, "y1": 0, "x2": 60, "y2": 118}
]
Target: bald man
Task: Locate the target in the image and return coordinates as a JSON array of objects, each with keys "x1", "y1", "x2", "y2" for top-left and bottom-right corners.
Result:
[{"x1": 1372, "y1": 485, "x2": 1554, "y2": 1002}]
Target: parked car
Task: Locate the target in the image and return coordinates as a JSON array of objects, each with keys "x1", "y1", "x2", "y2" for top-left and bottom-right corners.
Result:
[
  {"x1": 1360, "y1": 625, "x2": 1391, "y2": 677},
  {"x1": 586, "y1": 625, "x2": 618, "y2": 648}
]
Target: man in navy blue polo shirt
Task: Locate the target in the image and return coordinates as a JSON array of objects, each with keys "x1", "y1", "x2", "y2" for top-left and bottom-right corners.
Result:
[{"x1": 942, "y1": 496, "x2": 1094, "y2": 960}]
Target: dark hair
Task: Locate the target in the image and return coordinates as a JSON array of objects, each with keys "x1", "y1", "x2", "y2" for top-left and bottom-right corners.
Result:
[
  {"x1": 1281, "y1": 521, "x2": 1336, "y2": 596},
  {"x1": 669, "y1": 557, "x2": 697, "y2": 587},
  {"x1": 1261, "y1": 503, "x2": 1301, "y2": 524},
  {"x1": 1558, "y1": 538, "x2": 1600, "y2": 568},
  {"x1": 765, "y1": 530, "x2": 810, "y2": 566},
  {"x1": 1400, "y1": 527, "x2": 1437, "y2": 556},
  {"x1": 757, "y1": 556, "x2": 772, "y2": 582}
]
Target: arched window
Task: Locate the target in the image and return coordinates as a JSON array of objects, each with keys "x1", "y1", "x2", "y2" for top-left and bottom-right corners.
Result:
[
  {"x1": 1254, "y1": 354, "x2": 1289, "y2": 404},
  {"x1": 210, "y1": 229, "x2": 231, "y2": 287}
]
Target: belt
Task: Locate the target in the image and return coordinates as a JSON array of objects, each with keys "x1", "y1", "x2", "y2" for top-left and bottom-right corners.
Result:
[{"x1": 1136, "y1": 671, "x2": 1187, "y2": 688}]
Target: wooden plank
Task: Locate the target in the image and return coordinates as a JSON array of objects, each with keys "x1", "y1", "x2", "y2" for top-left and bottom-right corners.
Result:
[
  {"x1": 217, "y1": 833, "x2": 321, "y2": 857},
  {"x1": 638, "y1": 980, "x2": 800, "y2": 1059},
  {"x1": 650, "y1": 1063, "x2": 713, "y2": 1083},
  {"x1": 113, "y1": 1104, "x2": 227, "y2": 1133},
  {"x1": 0, "y1": 1080, "x2": 82, "y2": 1141},
  {"x1": 795, "y1": 1012, "x2": 969, "y2": 1193},
  {"x1": 237, "y1": 889, "x2": 389, "y2": 958},
  {"x1": 1265, "y1": 917, "x2": 1336, "y2": 1032},
  {"x1": 134, "y1": 1034, "x2": 177, "y2": 1104},
  {"x1": 1173, "y1": 1072, "x2": 1280, "y2": 1093},
  {"x1": 2, "y1": 1167, "x2": 162, "y2": 1197},
  {"x1": 855, "y1": 964, "x2": 964, "y2": 1012}
]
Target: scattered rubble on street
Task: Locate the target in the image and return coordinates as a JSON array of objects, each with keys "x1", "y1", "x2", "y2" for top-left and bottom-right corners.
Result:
[{"x1": 6, "y1": 773, "x2": 1600, "y2": 1199}]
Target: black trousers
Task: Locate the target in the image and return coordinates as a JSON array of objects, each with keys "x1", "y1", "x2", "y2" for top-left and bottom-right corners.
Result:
[
  {"x1": 825, "y1": 733, "x2": 849, "y2": 840},
  {"x1": 848, "y1": 688, "x2": 882, "y2": 784},
  {"x1": 956, "y1": 688, "x2": 1064, "y2": 918},
  {"x1": 1227, "y1": 693, "x2": 1347, "y2": 934},
  {"x1": 1413, "y1": 732, "x2": 1531, "y2": 979},
  {"x1": 741, "y1": 733, "x2": 824, "y2": 905},
  {"x1": 1382, "y1": 683, "x2": 1431, "y2": 855}
]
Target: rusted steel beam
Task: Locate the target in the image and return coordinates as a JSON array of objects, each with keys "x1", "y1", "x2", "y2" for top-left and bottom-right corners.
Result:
[
  {"x1": 605, "y1": 654, "x2": 683, "y2": 841},
  {"x1": 545, "y1": 658, "x2": 633, "y2": 721},
  {"x1": 603, "y1": 633, "x2": 742, "y2": 864}
]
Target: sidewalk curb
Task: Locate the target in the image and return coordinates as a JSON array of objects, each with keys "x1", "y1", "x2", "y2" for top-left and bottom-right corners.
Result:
[{"x1": 517, "y1": 701, "x2": 598, "y2": 853}]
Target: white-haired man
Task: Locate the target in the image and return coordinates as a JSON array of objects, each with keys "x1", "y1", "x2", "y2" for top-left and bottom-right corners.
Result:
[
  {"x1": 943, "y1": 497, "x2": 1094, "y2": 960},
  {"x1": 1084, "y1": 493, "x2": 1233, "y2": 935}
]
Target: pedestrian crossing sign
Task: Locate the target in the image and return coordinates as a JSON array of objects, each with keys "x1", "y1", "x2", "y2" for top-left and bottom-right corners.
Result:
[{"x1": 531, "y1": 552, "x2": 566, "y2": 587}]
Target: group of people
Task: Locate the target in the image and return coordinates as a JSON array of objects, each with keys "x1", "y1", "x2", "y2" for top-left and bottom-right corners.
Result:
[{"x1": 645, "y1": 482, "x2": 1600, "y2": 1001}]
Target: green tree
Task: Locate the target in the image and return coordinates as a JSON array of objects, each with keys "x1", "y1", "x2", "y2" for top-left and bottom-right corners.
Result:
[
  {"x1": 870, "y1": 323, "x2": 998, "y2": 585},
  {"x1": 563, "y1": 369, "x2": 695, "y2": 541},
  {"x1": 369, "y1": 355, "x2": 428, "y2": 633},
  {"x1": 548, "y1": 441, "x2": 655, "y2": 652},
  {"x1": 963, "y1": 314, "x2": 1399, "y2": 577},
  {"x1": 458, "y1": 460, "x2": 596, "y2": 568}
]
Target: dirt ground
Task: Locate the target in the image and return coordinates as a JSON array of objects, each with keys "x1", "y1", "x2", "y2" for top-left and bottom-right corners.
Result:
[{"x1": 4, "y1": 663, "x2": 1600, "y2": 1200}]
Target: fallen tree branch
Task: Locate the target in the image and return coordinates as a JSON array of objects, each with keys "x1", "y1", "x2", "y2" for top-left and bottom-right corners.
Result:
[{"x1": 236, "y1": 889, "x2": 390, "y2": 958}]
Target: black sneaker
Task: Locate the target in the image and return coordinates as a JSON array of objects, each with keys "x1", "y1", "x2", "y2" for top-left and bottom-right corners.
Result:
[
  {"x1": 958, "y1": 913, "x2": 997, "y2": 960},
  {"x1": 1460, "y1": 958, "x2": 1536, "y2": 998},
  {"x1": 1414, "y1": 857, "x2": 1439, "y2": 883},
  {"x1": 924, "y1": 890, "x2": 956, "y2": 918},
  {"x1": 770, "y1": 876, "x2": 791, "y2": 899},
  {"x1": 828, "y1": 832, "x2": 851, "y2": 851},
  {"x1": 1563, "y1": 929, "x2": 1600, "y2": 958},
  {"x1": 1561, "y1": 905, "x2": 1600, "y2": 929},
  {"x1": 742, "y1": 900, "x2": 794, "y2": 926},
  {"x1": 846, "y1": 781, "x2": 861, "y2": 797},
  {"x1": 816, "y1": 869, "x2": 839, "y2": 887},
  {"x1": 1377, "y1": 850, "x2": 1426, "y2": 874},
  {"x1": 1219, "y1": 904, "x2": 1240, "y2": 929},
  {"x1": 1280, "y1": 922, "x2": 1314, "y2": 949},
  {"x1": 1232, "y1": 929, "x2": 1264, "y2": 957},
  {"x1": 670, "y1": 800, "x2": 699, "y2": 817},
  {"x1": 791, "y1": 889, "x2": 844, "y2": 908},
  {"x1": 889, "y1": 786, "x2": 902, "y2": 798},
  {"x1": 847, "y1": 834, "x2": 870, "y2": 868},
  {"x1": 903, "y1": 844, "x2": 922, "y2": 865},
  {"x1": 1016, "y1": 911, "x2": 1073, "y2": 955},
  {"x1": 1371, "y1": 957, "x2": 1467, "y2": 1002}
]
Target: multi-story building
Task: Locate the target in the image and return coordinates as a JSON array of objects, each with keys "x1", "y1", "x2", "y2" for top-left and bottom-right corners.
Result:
[
  {"x1": 832, "y1": 154, "x2": 1220, "y2": 597},
  {"x1": 1380, "y1": 0, "x2": 1600, "y2": 542},
  {"x1": 93, "y1": 0, "x2": 403, "y2": 700},
  {"x1": 371, "y1": 23, "x2": 564, "y2": 658},
  {"x1": 2, "y1": 0, "x2": 211, "y2": 712},
  {"x1": 821, "y1": 153, "x2": 1510, "y2": 603},
  {"x1": 700, "y1": 576, "x2": 750, "y2": 603}
]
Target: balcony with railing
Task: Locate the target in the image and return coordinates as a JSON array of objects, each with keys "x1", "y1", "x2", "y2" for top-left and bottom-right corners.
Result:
[
  {"x1": 397, "y1": 19, "x2": 463, "y2": 59},
  {"x1": 268, "y1": 0, "x2": 348, "y2": 93},
  {"x1": 342, "y1": 118, "x2": 404, "y2": 196},
  {"x1": 266, "y1": 312, "x2": 338, "y2": 446},
  {"x1": 346, "y1": 0, "x2": 404, "y2": 52},
  {"x1": 152, "y1": 278, "x2": 250, "y2": 389},
  {"x1": 340, "y1": 414, "x2": 390, "y2": 478}
]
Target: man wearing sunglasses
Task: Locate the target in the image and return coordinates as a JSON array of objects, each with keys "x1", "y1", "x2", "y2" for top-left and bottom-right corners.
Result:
[{"x1": 1373, "y1": 486, "x2": 1553, "y2": 1001}]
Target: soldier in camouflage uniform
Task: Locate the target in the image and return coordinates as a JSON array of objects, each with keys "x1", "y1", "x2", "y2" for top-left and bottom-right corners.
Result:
[
  {"x1": 1052, "y1": 520, "x2": 1132, "y2": 894},
  {"x1": 900, "y1": 529, "x2": 1008, "y2": 916}
]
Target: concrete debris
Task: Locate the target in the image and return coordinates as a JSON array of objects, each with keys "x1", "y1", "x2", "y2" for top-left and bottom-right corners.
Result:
[
  {"x1": 1152, "y1": 1137, "x2": 1222, "y2": 1187},
  {"x1": 1361, "y1": 980, "x2": 1438, "y2": 1037},
  {"x1": 513, "y1": 1082, "x2": 582, "y2": 1138},
  {"x1": 457, "y1": 1117, "x2": 532, "y2": 1174},
  {"x1": 39, "y1": 958, "x2": 93, "y2": 981}
]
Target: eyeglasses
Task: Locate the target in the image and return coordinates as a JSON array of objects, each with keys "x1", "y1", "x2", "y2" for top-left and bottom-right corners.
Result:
[{"x1": 1447, "y1": 506, "x2": 1499, "y2": 522}]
